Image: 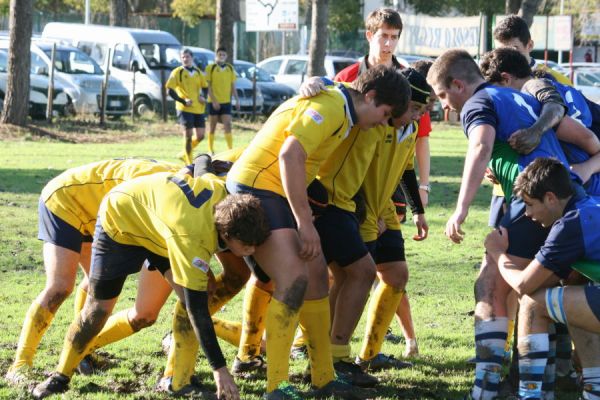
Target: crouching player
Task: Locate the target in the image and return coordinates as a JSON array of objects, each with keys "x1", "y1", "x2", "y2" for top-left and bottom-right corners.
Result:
[
  {"x1": 486, "y1": 157, "x2": 600, "y2": 400},
  {"x1": 32, "y1": 171, "x2": 270, "y2": 399}
]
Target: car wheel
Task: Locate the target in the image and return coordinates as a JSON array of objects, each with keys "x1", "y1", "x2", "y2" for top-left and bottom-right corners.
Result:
[{"x1": 134, "y1": 97, "x2": 153, "y2": 117}]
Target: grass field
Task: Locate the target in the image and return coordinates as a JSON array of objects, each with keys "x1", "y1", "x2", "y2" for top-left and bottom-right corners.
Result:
[{"x1": 0, "y1": 119, "x2": 579, "y2": 399}]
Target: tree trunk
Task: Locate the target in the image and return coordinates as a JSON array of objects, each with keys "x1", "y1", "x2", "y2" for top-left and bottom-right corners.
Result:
[
  {"x1": 110, "y1": 0, "x2": 129, "y2": 27},
  {"x1": 505, "y1": 0, "x2": 521, "y2": 14},
  {"x1": 307, "y1": 0, "x2": 328, "y2": 77},
  {"x1": 0, "y1": 0, "x2": 33, "y2": 126},
  {"x1": 518, "y1": 0, "x2": 542, "y2": 27},
  {"x1": 216, "y1": 0, "x2": 238, "y2": 55}
]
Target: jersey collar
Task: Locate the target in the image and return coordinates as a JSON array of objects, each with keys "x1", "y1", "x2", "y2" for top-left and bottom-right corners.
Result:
[
  {"x1": 563, "y1": 183, "x2": 588, "y2": 215},
  {"x1": 359, "y1": 54, "x2": 403, "y2": 75},
  {"x1": 336, "y1": 83, "x2": 358, "y2": 128}
]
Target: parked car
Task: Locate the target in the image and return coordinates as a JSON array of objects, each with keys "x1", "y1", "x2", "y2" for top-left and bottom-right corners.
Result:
[
  {"x1": 257, "y1": 55, "x2": 356, "y2": 92},
  {"x1": 535, "y1": 59, "x2": 569, "y2": 77},
  {"x1": 30, "y1": 41, "x2": 130, "y2": 117},
  {"x1": 185, "y1": 47, "x2": 264, "y2": 116},
  {"x1": 0, "y1": 47, "x2": 68, "y2": 119},
  {"x1": 562, "y1": 67, "x2": 600, "y2": 104},
  {"x1": 395, "y1": 53, "x2": 434, "y2": 68},
  {"x1": 233, "y1": 60, "x2": 296, "y2": 115},
  {"x1": 42, "y1": 22, "x2": 182, "y2": 116}
]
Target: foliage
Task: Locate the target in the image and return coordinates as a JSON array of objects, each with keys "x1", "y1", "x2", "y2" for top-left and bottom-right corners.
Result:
[
  {"x1": 546, "y1": 0, "x2": 600, "y2": 42},
  {"x1": 404, "y1": 0, "x2": 505, "y2": 17},
  {"x1": 171, "y1": 0, "x2": 215, "y2": 26},
  {"x1": 328, "y1": 0, "x2": 362, "y2": 34}
]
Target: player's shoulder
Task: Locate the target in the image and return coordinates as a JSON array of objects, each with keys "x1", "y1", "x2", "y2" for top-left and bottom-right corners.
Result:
[{"x1": 335, "y1": 62, "x2": 360, "y2": 82}]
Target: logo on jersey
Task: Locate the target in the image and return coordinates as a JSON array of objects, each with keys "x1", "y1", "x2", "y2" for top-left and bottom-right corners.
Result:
[
  {"x1": 192, "y1": 257, "x2": 210, "y2": 273},
  {"x1": 305, "y1": 108, "x2": 324, "y2": 124}
]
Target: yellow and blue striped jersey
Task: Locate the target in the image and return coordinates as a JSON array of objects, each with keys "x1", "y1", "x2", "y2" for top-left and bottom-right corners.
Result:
[{"x1": 166, "y1": 66, "x2": 208, "y2": 114}]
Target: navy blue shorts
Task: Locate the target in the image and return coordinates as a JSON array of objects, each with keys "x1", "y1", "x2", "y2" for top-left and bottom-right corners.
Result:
[
  {"x1": 89, "y1": 223, "x2": 170, "y2": 300},
  {"x1": 585, "y1": 282, "x2": 600, "y2": 323},
  {"x1": 37, "y1": 198, "x2": 92, "y2": 253},
  {"x1": 314, "y1": 205, "x2": 368, "y2": 267},
  {"x1": 208, "y1": 102, "x2": 232, "y2": 116},
  {"x1": 225, "y1": 180, "x2": 295, "y2": 231},
  {"x1": 177, "y1": 110, "x2": 205, "y2": 129},
  {"x1": 365, "y1": 229, "x2": 406, "y2": 264},
  {"x1": 488, "y1": 194, "x2": 506, "y2": 228},
  {"x1": 500, "y1": 197, "x2": 550, "y2": 259}
]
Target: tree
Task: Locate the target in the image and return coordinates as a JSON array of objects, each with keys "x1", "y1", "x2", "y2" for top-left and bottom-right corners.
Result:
[
  {"x1": 1, "y1": 0, "x2": 33, "y2": 126},
  {"x1": 517, "y1": 0, "x2": 543, "y2": 26},
  {"x1": 171, "y1": 0, "x2": 215, "y2": 26},
  {"x1": 215, "y1": 0, "x2": 238, "y2": 55},
  {"x1": 307, "y1": 0, "x2": 328, "y2": 77},
  {"x1": 110, "y1": 0, "x2": 129, "y2": 26}
]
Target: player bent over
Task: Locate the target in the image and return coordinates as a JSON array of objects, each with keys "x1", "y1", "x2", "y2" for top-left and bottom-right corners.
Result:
[
  {"x1": 32, "y1": 171, "x2": 269, "y2": 400},
  {"x1": 5, "y1": 158, "x2": 180, "y2": 385},
  {"x1": 486, "y1": 158, "x2": 600, "y2": 400}
]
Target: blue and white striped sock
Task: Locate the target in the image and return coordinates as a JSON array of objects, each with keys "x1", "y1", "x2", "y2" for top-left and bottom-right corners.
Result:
[
  {"x1": 542, "y1": 324, "x2": 556, "y2": 400},
  {"x1": 518, "y1": 333, "x2": 549, "y2": 400},
  {"x1": 471, "y1": 318, "x2": 508, "y2": 400},
  {"x1": 582, "y1": 367, "x2": 600, "y2": 400}
]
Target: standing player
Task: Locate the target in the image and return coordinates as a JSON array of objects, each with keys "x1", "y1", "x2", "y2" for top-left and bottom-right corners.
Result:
[
  {"x1": 166, "y1": 48, "x2": 208, "y2": 164},
  {"x1": 31, "y1": 172, "x2": 270, "y2": 400},
  {"x1": 207, "y1": 47, "x2": 239, "y2": 154},
  {"x1": 5, "y1": 158, "x2": 180, "y2": 386},
  {"x1": 485, "y1": 158, "x2": 600, "y2": 400},
  {"x1": 226, "y1": 65, "x2": 408, "y2": 398},
  {"x1": 426, "y1": 49, "x2": 578, "y2": 400}
]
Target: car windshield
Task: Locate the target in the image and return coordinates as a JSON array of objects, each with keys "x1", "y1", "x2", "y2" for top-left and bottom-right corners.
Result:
[
  {"x1": 578, "y1": 71, "x2": 600, "y2": 86},
  {"x1": 235, "y1": 64, "x2": 272, "y2": 81},
  {"x1": 43, "y1": 49, "x2": 103, "y2": 75},
  {"x1": 139, "y1": 43, "x2": 181, "y2": 70}
]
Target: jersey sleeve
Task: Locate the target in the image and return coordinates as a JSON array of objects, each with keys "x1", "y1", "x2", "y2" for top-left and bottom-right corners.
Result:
[
  {"x1": 461, "y1": 92, "x2": 498, "y2": 139},
  {"x1": 417, "y1": 113, "x2": 431, "y2": 137},
  {"x1": 522, "y1": 78, "x2": 566, "y2": 110},
  {"x1": 165, "y1": 68, "x2": 180, "y2": 90},
  {"x1": 535, "y1": 211, "x2": 585, "y2": 279},
  {"x1": 166, "y1": 234, "x2": 212, "y2": 291},
  {"x1": 286, "y1": 97, "x2": 345, "y2": 156}
]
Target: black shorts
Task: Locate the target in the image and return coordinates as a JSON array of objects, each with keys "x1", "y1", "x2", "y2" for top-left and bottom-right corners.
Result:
[
  {"x1": 225, "y1": 180, "x2": 296, "y2": 231},
  {"x1": 89, "y1": 223, "x2": 170, "y2": 300},
  {"x1": 314, "y1": 205, "x2": 368, "y2": 267},
  {"x1": 208, "y1": 103, "x2": 232, "y2": 116},
  {"x1": 488, "y1": 194, "x2": 506, "y2": 228},
  {"x1": 37, "y1": 198, "x2": 92, "y2": 253},
  {"x1": 177, "y1": 110, "x2": 205, "y2": 129},
  {"x1": 499, "y1": 197, "x2": 550, "y2": 259},
  {"x1": 365, "y1": 229, "x2": 406, "y2": 264}
]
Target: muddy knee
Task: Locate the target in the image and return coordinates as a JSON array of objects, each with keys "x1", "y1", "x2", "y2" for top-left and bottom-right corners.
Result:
[
  {"x1": 282, "y1": 276, "x2": 308, "y2": 310},
  {"x1": 128, "y1": 311, "x2": 158, "y2": 332}
]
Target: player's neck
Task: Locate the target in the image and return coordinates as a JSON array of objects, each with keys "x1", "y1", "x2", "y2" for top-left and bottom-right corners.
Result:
[{"x1": 367, "y1": 54, "x2": 393, "y2": 69}]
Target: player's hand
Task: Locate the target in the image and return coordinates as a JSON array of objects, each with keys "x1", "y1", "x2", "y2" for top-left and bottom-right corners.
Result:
[
  {"x1": 413, "y1": 213, "x2": 428, "y2": 241},
  {"x1": 212, "y1": 101, "x2": 221, "y2": 111},
  {"x1": 445, "y1": 209, "x2": 467, "y2": 244},
  {"x1": 184, "y1": 98, "x2": 193, "y2": 107},
  {"x1": 213, "y1": 367, "x2": 240, "y2": 400},
  {"x1": 571, "y1": 163, "x2": 591, "y2": 184},
  {"x1": 484, "y1": 167, "x2": 499, "y2": 185},
  {"x1": 376, "y1": 218, "x2": 387, "y2": 237},
  {"x1": 198, "y1": 95, "x2": 206, "y2": 104},
  {"x1": 508, "y1": 128, "x2": 541, "y2": 155},
  {"x1": 297, "y1": 221, "x2": 321, "y2": 261},
  {"x1": 299, "y1": 77, "x2": 326, "y2": 98},
  {"x1": 484, "y1": 226, "x2": 508, "y2": 258}
]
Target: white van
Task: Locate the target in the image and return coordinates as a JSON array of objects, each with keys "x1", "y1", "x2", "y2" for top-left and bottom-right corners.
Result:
[{"x1": 42, "y1": 22, "x2": 182, "y2": 116}]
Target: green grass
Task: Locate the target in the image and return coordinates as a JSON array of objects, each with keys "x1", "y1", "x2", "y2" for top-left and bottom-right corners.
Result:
[{"x1": 0, "y1": 121, "x2": 579, "y2": 399}]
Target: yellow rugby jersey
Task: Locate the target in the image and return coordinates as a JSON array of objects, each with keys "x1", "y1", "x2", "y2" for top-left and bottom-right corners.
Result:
[
  {"x1": 41, "y1": 159, "x2": 180, "y2": 237},
  {"x1": 533, "y1": 63, "x2": 572, "y2": 86},
  {"x1": 228, "y1": 86, "x2": 357, "y2": 197},
  {"x1": 206, "y1": 63, "x2": 236, "y2": 104},
  {"x1": 166, "y1": 66, "x2": 208, "y2": 114},
  {"x1": 99, "y1": 172, "x2": 227, "y2": 291},
  {"x1": 360, "y1": 121, "x2": 419, "y2": 242},
  {"x1": 317, "y1": 125, "x2": 384, "y2": 212}
]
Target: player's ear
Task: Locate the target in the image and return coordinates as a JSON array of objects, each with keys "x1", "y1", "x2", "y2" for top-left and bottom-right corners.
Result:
[
  {"x1": 499, "y1": 72, "x2": 511, "y2": 86},
  {"x1": 364, "y1": 89, "x2": 377, "y2": 104},
  {"x1": 365, "y1": 30, "x2": 373, "y2": 41},
  {"x1": 526, "y1": 39, "x2": 534, "y2": 53}
]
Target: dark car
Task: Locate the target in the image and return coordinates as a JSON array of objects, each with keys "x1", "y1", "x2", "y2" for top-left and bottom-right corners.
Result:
[{"x1": 233, "y1": 60, "x2": 296, "y2": 115}]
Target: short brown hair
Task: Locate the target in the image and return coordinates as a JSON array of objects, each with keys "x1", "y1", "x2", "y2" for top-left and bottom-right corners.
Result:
[
  {"x1": 427, "y1": 49, "x2": 482, "y2": 89},
  {"x1": 365, "y1": 7, "x2": 403, "y2": 34},
  {"x1": 351, "y1": 64, "x2": 411, "y2": 117},
  {"x1": 493, "y1": 15, "x2": 531, "y2": 48},
  {"x1": 513, "y1": 158, "x2": 574, "y2": 201},
  {"x1": 214, "y1": 194, "x2": 270, "y2": 246}
]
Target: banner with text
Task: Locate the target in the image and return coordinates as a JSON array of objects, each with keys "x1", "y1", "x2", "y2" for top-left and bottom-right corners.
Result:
[
  {"x1": 245, "y1": 0, "x2": 299, "y2": 32},
  {"x1": 396, "y1": 13, "x2": 487, "y2": 56}
]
